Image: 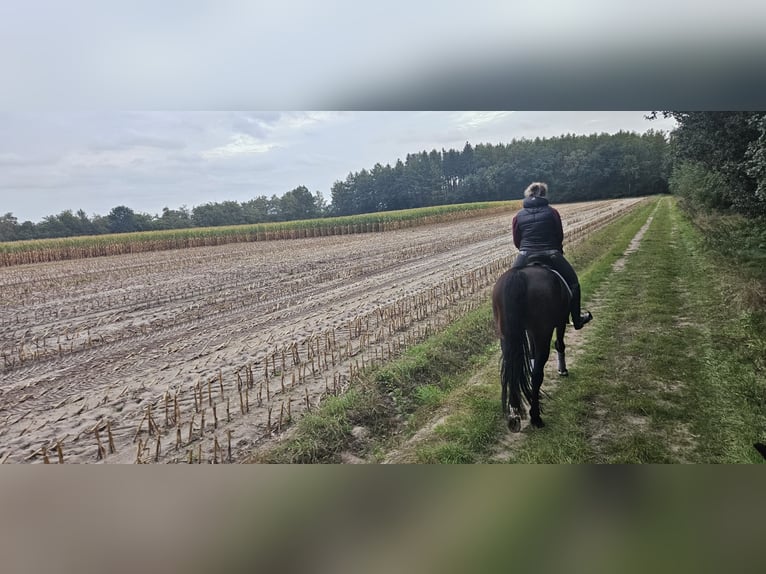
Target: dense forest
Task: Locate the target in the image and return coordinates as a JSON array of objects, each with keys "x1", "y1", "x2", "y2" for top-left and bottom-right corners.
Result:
[
  {"x1": 660, "y1": 111, "x2": 766, "y2": 218},
  {"x1": 3, "y1": 116, "x2": 765, "y2": 243},
  {"x1": 330, "y1": 130, "x2": 669, "y2": 215}
]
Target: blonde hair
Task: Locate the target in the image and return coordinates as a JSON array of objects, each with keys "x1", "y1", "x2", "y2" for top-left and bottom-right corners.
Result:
[{"x1": 524, "y1": 182, "x2": 548, "y2": 198}]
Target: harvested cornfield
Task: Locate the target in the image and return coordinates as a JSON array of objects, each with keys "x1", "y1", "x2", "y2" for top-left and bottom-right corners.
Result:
[
  {"x1": 0, "y1": 202, "x2": 517, "y2": 267},
  {"x1": 0, "y1": 198, "x2": 645, "y2": 463}
]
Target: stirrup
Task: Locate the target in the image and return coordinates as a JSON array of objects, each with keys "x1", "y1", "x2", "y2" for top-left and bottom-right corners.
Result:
[{"x1": 574, "y1": 311, "x2": 593, "y2": 330}]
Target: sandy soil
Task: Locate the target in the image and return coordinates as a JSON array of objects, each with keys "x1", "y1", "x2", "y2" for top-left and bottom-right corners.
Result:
[{"x1": 0, "y1": 198, "x2": 643, "y2": 463}]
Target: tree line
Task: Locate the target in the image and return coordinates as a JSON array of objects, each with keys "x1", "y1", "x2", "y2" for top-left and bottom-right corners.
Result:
[
  {"x1": 331, "y1": 130, "x2": 670, "y2": 215},
  {"x1": 0, "y1": 186, "x2": 327, "y2": 242},
  {"x1": 657, "y1": 111, "x2": 766, "y2": 218},
  {"x1": 2, "y1": 129, "x2": 671, "y2": 242}
]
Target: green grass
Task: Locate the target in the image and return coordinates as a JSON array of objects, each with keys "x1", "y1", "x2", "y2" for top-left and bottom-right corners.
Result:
[
  {"x1": 568, "y1": 199, "x2": 660, "y2": 304},
  {"x1": 413, "y1": 384, "x2": 448, "y2": 408},
  {"x1": 692, "y1": 211, "x2": 766, "y2": 278},
  {"x1": 415, "y1": 384, "x2": 504, "y2": 463}
]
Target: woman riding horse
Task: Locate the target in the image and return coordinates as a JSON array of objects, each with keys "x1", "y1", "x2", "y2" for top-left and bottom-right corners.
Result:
[
  {"x1": 511, "y1": 182, "x2": 592, "y2": 330},
  {"x1": 492, "y1": 182, "x2": 592, "y2": 430}
]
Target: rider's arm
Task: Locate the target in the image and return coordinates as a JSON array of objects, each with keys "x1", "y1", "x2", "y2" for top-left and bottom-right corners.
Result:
[
  {"x1": 512, "y1": 214, "x2": 522, "y2": 248},
  {"x1": 551, "y1": 207, "x2": 564, "y2": 251}
]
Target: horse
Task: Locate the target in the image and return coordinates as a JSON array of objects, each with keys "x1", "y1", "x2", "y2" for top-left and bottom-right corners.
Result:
[{"x1": 492, "y1": 263, "x2": 571, "y2": 432}]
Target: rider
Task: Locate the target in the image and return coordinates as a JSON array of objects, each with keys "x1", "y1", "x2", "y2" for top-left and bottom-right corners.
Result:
[{"x1": 511, "y1": 182, "x2": 593, "y2": 330}]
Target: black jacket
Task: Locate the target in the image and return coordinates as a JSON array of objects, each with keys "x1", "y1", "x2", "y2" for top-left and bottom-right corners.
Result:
[{"x1": 512, "y1": 197, "x2": 564, "y2": 252}]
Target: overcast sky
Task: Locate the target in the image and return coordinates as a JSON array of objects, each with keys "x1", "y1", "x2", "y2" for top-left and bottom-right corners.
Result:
[
  {"x1": 2, "y1": 1, "x2": 762, "y2": 222},
  {"x1": 0, "y1": 111, "x2": 677, "y2": 222}
]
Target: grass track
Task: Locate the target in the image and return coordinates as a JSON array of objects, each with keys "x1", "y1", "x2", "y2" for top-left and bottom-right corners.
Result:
[
  {"x1": 407, "y1": 198, "x2": 663, "y2": 463},
  {"x1": 504, "y1": 197, "x2": 765, "y2": 463},
  {"x1": 254, "y1": 196, "x2": 766, "y2": 463}
]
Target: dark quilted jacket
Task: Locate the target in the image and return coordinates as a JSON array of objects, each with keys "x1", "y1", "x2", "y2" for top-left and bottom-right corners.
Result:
[{"x1": 512, "y1": 196, "x2": 564, "y2": 252}]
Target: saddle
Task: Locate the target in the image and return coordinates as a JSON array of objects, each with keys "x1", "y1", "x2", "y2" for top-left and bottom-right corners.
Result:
[{"x1": 523, "y1": 256, "x2": 573, "y2": 299}]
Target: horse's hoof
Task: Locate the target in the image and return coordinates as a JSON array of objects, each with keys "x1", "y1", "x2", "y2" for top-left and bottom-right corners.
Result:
[
  {"x1": 530, "y1": 417, "x2": 545, "y2": 429},
  {"x1": 558, "y1": 369, "x2": 569, "y2": 377},
  {"x1": 508, "y1": 416, "x2": 521, "y2": 433}
]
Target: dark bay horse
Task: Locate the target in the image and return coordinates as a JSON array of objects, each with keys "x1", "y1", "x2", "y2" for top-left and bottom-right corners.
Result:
[{"x1": 492, "y1": 264, "x2": 571, "y2": 431}]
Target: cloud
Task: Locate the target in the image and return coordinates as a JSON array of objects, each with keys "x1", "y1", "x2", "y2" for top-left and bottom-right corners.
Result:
[
  {"x1": 200, "y1": 134, "x2": 282, "y2": 159},
  {"x1": 451, "y1": 112, "x2": 515, "y2": 131},
  {"x1": 228, "y1": 112, "x2": 283, "y2": 138},
  {"x1": 0, "y1": 152, "x2": 55, "y2": 166},
  {"x1": 199, "y1": 112, "x2": 348, "y2": 160},
  {"x1": 88, "y1": 133, "x2": 187, "y2": 152}
]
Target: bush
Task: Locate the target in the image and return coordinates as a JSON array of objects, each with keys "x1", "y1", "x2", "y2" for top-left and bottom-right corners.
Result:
[{"x1": 669, "y1": 161, "x2": 730, "y2": 214}]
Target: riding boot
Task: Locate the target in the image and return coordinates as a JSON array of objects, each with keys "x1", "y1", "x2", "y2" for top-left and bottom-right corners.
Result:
[{"x1": 570, "y1": 284, "x2": 593, "y2": 330}]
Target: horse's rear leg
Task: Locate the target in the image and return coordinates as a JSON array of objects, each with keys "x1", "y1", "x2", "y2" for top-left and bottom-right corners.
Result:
[
  {"x1": 555, "y1": 324, "x2": 568, "y2": 376},
  {"x1": 500, "y1": 339, "x2": 509, "y2": 416},
  {"x1": 508, "y1": 409, "x2": 522, "y2": 432},
  {"x1": 507, "y1": 375, "x2": 523, "y2": 433},
  {"x1": 529, "y1": 342, "x2": 550, "y2": 429},
  {"x1": 529, "y1": 376, "x2": 545, "y2": 428},
  {"x1": 500, "y1": 338, "x2": 526, "y2": 431}
]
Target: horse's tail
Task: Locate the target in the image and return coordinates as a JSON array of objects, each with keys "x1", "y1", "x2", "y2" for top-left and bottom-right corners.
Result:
[{"x1": 500, "y1": 270, "x2": 533, "y2": 411}]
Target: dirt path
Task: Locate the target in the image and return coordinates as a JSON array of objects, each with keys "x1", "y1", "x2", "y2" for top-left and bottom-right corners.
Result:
[{"x1": 0, "y1": 199, "x2": 643, "y2": 463}]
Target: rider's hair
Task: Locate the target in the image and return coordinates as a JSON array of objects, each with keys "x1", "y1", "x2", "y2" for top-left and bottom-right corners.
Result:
[{"x1": 524, "y1": 182, "x2": 548, "y2": 198}]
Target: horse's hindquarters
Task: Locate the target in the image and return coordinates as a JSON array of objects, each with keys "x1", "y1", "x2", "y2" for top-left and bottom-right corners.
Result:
[{"x1": 493, "y1": 266, "x2": 571, "y2": 431}]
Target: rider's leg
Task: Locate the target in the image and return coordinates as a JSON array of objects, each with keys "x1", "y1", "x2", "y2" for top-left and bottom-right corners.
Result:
[
  {"x1": 569, "y1": 285, "x2": 592, "y2": 330},
  {"x1": 549, "y1": 254, "x2": 592, "y2": 329}
]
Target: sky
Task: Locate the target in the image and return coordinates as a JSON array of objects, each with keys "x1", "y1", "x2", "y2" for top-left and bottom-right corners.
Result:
[
  {"x1": 0, "y1": 111, "x2": 678, "y2": 222},
  {"x1": 1, "y1": 1, "x2": 763, "y2": 222}
]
